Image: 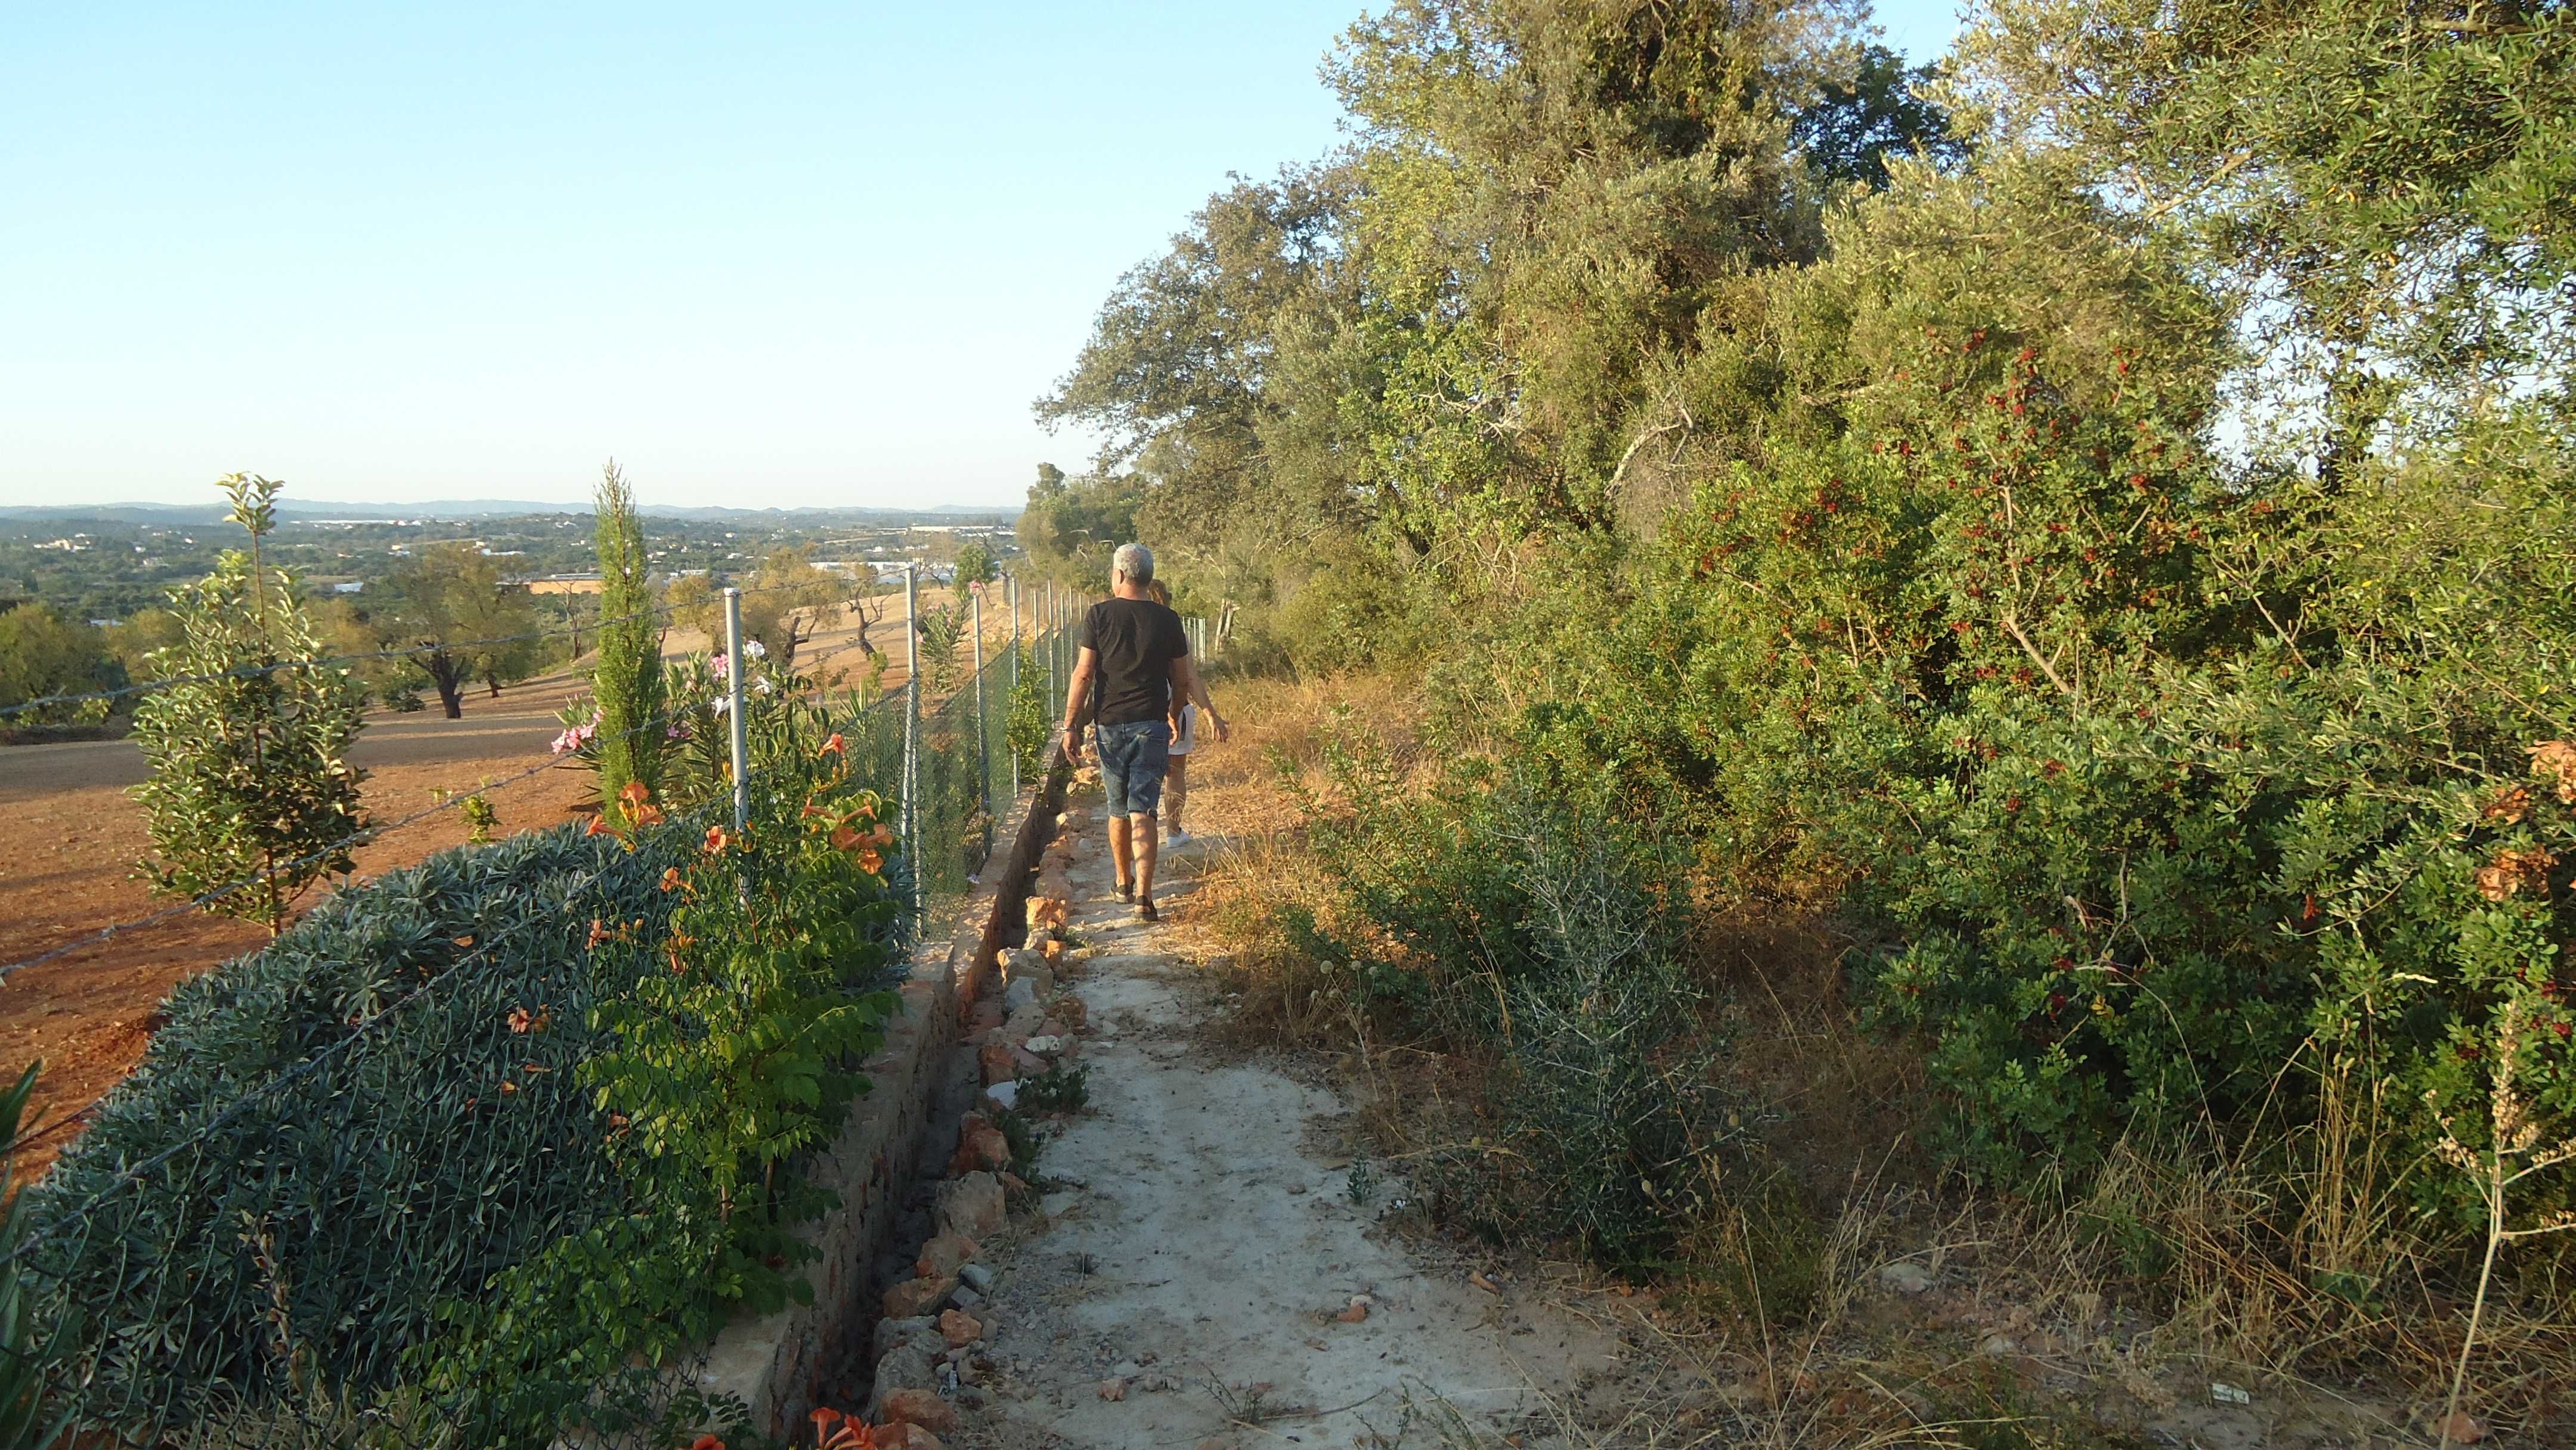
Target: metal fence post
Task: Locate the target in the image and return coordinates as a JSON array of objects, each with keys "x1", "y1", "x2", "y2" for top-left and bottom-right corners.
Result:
[
  {"x1": 722, "y1": 587, "x2": 749, "y2": 831},
  {"x1": 1007, "y1": 573, "x2": 1020, "y2": 805},
  {"x1": 971, "y1": 585, "x2": 988, "y2": 839},
  {"x1": 902, "y1": 563, "x2": 921, "y2": 935}
]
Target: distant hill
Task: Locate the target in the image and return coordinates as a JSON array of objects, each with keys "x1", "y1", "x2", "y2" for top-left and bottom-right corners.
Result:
[{"x1": 0, "y1": 499, "x2": 1020, "y2": 526}]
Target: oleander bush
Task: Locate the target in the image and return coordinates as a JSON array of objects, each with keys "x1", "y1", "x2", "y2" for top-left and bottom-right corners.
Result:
[{"x1": 419, "y1": 758, "x2": 903, "y2": 1445}]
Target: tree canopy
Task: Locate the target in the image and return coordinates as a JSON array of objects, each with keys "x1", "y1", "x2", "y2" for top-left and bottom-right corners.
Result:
[{"x1": 1032, "y1": 0, "x2": 2576, "y2": 1243}]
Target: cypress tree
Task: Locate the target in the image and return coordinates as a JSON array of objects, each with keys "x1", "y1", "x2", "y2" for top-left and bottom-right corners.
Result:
[{"x1": 591, "y1": 459, "x2": 664, "y2": 822}]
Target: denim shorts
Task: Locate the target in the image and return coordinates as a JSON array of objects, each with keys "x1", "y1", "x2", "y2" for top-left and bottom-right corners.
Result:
[{"x1": 1094, "y1": 719, "x2": 1171, "y2": 819}]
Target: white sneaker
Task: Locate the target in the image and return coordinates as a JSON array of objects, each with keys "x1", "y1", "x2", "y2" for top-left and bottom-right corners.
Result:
[{"x1": 1164, "y1": 828, "x2": 1193, "y2": 848}]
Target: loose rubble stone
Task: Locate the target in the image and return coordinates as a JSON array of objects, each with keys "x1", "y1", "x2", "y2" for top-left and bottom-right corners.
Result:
[
  {"x1": 977, "y1": 1044, "x2": 1017, "y2": 1086},
  {"x1": 877, "y1": 1425, "x2": 945, "y2": 1450},
  {"x1": 952, "y1": 1120, "x2": 1010, "y2": 1173},
  {"x1": 959, "y1": 1262, "x2": 996, "y2": 1293},
  {"x1": 1004, "y1": 979, "x2": 1041, "y2": 1015},
  {"x1": 873, "y1": 1316, "x2": 937, "y2": 1363},
  {"x1": 1878, "y1": 1261, "x2": 1934, "y2": 1294},
  {"x1": 879, "y1": 1389, "x2": 958, "y2": 1434},
  {"x1": 1336, "y1": 1300, "x2": 1369, "y2": 1324},
  {"x1": 1010, "y1": 1046, "x2": 1048, "y2": 1076},
  {"x1": 1024, "y1": 1034, "x2": 1066, "y2": 1055},
  {"x1": 2433, "y1": 1411, "x2": 2487, "y2": 1443},
  {"x1": 914, "y1": 1234, "x2": 979, "y2": 1282},
  {"x1": 939, "y1": 1309, "x2": 983, "y2": 1348},
  {"x1": 883, "y1": 1275, "x2": 957, "y2": 1319},
  {"x1": 950, "y1": 1285, "x2": 984, "y2": 1310},
  {"x1": 873, "y1": 1344, "x2": 940, "y2": 1393},
  {"x1": 938, "y1": 1172, "x2": 1007, "y2": 1238},
  {"x1": 983, "y1": 1082, "x2": 1020, "y2": 1110},
  {"x1": 1097, "y1": 1378, "x2": 1128, "y2": 1402}
]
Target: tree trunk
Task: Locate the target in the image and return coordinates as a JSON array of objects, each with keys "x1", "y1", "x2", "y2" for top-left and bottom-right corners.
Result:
[
  {"x1": 422, "y1": 649, "x2": 467, "y2": 719},
  {"x1": 486, "y1": 675, "x2": 503, "y2": 699}
]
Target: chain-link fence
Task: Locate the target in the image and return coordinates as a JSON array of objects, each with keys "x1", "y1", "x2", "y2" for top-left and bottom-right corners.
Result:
[{"x1": 0, "y1": 577, "x2": 1130, "y2": 1450}]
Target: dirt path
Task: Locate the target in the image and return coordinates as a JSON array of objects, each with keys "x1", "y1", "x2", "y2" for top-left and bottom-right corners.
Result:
[{"x1": 941, "y1": 784, "x2": 1617, "y2": 1449}]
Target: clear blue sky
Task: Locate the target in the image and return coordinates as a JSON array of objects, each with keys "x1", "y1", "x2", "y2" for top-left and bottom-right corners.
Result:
[{"x1": 0, "y1": 2, "x2": 1964, "y2": 513}]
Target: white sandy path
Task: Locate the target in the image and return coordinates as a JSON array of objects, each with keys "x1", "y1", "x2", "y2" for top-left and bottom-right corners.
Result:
[{"x1": 959, "y1": 790, "x2": 1617, "y2": 1449}]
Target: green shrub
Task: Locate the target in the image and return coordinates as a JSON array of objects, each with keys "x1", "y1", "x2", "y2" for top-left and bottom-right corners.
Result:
[
  {"x1": 1293, "y1": 728, "x2": 1731, "y2": 1273},
  {"x1": 1005, "y1": 641, "x2": 1051, "y2": 777},
  {"x1": 24, "y1": 825, "x2": 680, "y2": 1436},
  {"x1": 420, "y1": 769, "x2": 903, "y2": 1445},
  {"x1": 26, "y1": 714, "x2": 916, "y2": 1447},
  {"x1": 1020, "y1": 1062, "x2": 1091, "y2": 1114},
  {"x1": 0, "y1": 1064, "x2": 70, "y2": 1450},
  {"x1": 1529, "y1": 291, "x2": 2576, "y2": 1225},
  {"x1": 131, "y1": 473, "x2": 370, "y2": 935},
  {"x1": 0, "y1": 605, "x2": 123, "y2": 729}
]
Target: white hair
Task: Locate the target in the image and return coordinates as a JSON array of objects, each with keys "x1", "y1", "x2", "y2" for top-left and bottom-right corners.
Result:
[{"x1": 1111, "y1": 541, "x2": 1154, "y2": 585}]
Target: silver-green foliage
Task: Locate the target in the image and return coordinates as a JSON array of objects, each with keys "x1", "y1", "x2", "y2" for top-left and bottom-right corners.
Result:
[
  {"x1": 130, "y1": 474, "x2": 369, "y2": 934},
  {"x1": 20, "y1": 825, "x2": 684, "y2": 1438},
  {"x1": 0, "y1": 1065, "x2": 71, "y2": 1450}
]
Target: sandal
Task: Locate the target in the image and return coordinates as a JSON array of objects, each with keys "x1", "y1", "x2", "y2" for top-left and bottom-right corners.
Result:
[{"x1": 1137, "y1": 898, "x2": 1160, "y2": 924}]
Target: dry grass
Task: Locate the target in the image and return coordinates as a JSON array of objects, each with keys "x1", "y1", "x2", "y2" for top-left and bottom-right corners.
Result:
[
  {"x1": 1187, "y1": 671, "x2": 1429, "y2": 1051},
  {"x1": 1182, "y1": 667, "x2": 2575, "y2": 1448}
]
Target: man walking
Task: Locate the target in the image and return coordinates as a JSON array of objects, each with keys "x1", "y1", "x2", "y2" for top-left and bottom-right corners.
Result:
[{"x1": 1059, "y1": 543, "x2": 1226, "y2": 922}]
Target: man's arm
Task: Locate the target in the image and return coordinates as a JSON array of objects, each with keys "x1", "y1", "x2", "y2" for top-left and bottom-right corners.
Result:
[
  {"x1": 1168, "y1": 653, "x2": 1229, "y2": 743},
  {"x1": 1060, "y1": 646, "x2": 1099, "y2": 761}
]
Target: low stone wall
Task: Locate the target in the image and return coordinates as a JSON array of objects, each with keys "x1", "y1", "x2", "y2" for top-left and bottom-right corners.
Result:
[{"x1": 692, "y1": 746, "x2": 1073, "y2": 1440}]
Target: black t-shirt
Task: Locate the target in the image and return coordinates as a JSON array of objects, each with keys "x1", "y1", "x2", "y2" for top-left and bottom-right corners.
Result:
[{"x1": 1079, "y1": 596, "x2": 1190, "y2": 727}]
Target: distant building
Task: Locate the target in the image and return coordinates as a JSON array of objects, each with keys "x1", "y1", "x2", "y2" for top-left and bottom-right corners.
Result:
[
  {"x1": 522, "y1": 574, "x2": 605, "y2": 596},
  {"x1": 333, "y1": 581, "x2": 366, "y2": 594}
]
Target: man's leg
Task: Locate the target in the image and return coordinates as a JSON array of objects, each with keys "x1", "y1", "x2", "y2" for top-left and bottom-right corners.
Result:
[
  {"x1": 1132, "y1": 812, "x2": 1159, "y2": 904},
  {"x1": 1163, "y1": 755, "x2": 1188, "y2": 835},
  {"x1": 1107, "y1": 814, "x2": 1133, "y2": 895},
  {"x1": 1130, "y1": 727, "x2": 1169, "y2": 918},
  {"x1": 1099, "y1": 726, "x2": 1136, "y2": 898}
]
